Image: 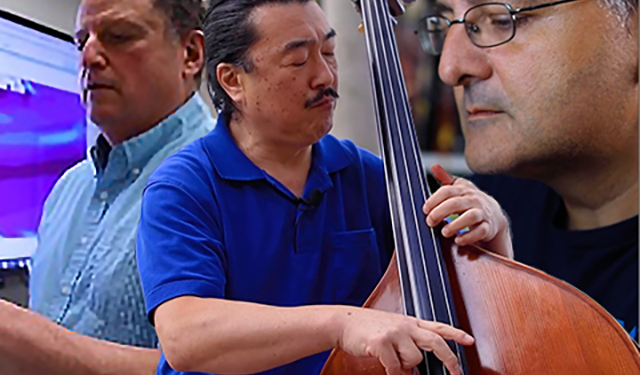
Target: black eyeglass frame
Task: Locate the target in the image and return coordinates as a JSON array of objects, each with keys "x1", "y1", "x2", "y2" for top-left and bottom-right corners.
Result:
[{"x1": 419, "y1": 0, "x2": 584, "y2": 54}]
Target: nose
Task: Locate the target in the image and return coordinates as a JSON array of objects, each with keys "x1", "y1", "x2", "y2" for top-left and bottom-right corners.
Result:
[
  {"x1": 312, "y1": 53, "x2": 337, "y2": 90},
  {"x1": 438, "y1": 24, "x2": 492, "y2": 87},
  {"x1": 80, "y1": 33, "x2": 107, "y2": 72}
]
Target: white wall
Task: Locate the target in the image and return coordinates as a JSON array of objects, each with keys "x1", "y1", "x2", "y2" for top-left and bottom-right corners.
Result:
[
  {"x1": 323, "y1": 0, "x2": 379, "y2": 155},
  {"x1": 0, "y1": 0, "x2": 80, "y2": 33}
]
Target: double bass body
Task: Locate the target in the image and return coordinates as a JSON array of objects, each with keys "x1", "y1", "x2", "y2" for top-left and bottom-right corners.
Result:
[
  {"x1": 322, "y1": 240, "x2": 640, "y2": 374},
  {"x1": 320, "y1": 0, "x2": 640, "y2": 373}
]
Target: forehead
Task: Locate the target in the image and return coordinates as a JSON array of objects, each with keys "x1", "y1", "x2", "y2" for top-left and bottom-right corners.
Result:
[
  {"x1": 249, "y1": 2, "x2": 333, "y2": 50},
  {"x1": 77, "y1": 0, "x2": 165, "y2": 30},
  {"x1": 435, "y1": 0, "x2": 533, "y2": 12}
]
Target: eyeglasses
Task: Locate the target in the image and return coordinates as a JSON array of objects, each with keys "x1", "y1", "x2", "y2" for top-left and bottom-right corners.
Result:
[{"x1": 417, "y1": 0, "x2": 583, "y2": 55}]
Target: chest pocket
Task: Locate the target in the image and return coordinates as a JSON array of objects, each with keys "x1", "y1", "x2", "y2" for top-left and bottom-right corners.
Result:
[{"x1": 328, "y1": 228, "x2": 382, "y2": 306}]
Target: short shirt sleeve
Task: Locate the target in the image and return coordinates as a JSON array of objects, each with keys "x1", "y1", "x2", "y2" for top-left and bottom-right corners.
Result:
[{"x1": 136, "y1": 152, "x2": 226, "y2": 325}]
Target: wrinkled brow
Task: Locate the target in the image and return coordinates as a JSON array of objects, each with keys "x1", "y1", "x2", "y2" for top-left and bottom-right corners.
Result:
[{"x1": 283, "y1": 28, "x2": 337, "y2": 52}]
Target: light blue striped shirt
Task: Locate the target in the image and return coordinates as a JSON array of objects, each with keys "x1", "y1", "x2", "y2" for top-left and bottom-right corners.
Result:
[{"x1": 29, "y1": 93, "x2": 215, "y2": 348}]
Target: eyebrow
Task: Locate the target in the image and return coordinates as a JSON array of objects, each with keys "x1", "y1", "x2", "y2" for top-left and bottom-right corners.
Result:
[
  {"x1": 282, "y1": 29, "x2": 337, "y2": 52},
  {"x1": 433, "y1": 0, "x2": 530, "y2": 14},
  {"x1": 74, "y1": 17, "x2": 148, "y2": 41}
]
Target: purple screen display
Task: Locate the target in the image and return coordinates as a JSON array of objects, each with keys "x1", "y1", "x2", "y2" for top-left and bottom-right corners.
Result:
[{"x1": 0, "y1": 81, "x2": 86, "y2": 238}]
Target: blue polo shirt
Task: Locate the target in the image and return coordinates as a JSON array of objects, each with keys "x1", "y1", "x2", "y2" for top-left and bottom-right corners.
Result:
[{"x1": 136, "y1": 116, "x2": 394, "y2": 375}]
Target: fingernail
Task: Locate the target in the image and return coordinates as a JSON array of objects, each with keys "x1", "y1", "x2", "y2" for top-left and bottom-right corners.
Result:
[
  {"x1": 455, "y1": 363, "x2": 463, "y2": 375},
  {"x1": 465, "y1": 333, "x2": 475, "y2": 343}
]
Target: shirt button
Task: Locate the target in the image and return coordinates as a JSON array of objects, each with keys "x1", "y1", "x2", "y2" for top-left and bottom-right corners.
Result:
[
  {"x1": 80, "y1": 237, "x2": 88, "y2": 245},
  {"x1": 61, "y1": 286, "x2": 70, "y2": 296},
  {"x1": 132, "y1": 168, "x2": 141, "y2": 176},
  {"x1": 99, "y1": 191, "x2": 108, "y2": 200}
]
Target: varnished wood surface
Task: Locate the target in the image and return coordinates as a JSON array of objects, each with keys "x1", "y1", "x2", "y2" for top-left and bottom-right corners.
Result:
[{"x1": 321, "y1": 243, "x2": 640, "y2": 374}]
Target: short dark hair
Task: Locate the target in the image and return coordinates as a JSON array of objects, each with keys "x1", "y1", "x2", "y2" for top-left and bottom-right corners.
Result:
[
  {"x1": 203, "y1": 0, "x2": 311, "y2": 123},
  {"x1": 152, "y1": 0, "x2": 207, "y2": 82}
]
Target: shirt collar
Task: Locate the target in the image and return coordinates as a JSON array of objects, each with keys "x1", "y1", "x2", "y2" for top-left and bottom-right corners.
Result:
[
  {"x1": 91, "y1": 93, "x2": 210, "y2": 178},
  {"x1": 203, "y1": 114, "x2": 353, "y2": 181}
]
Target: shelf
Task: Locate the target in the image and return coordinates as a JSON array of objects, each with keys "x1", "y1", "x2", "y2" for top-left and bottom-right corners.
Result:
[{"x1": 421, "y1": 152, "x2": 471, "y2": 176}]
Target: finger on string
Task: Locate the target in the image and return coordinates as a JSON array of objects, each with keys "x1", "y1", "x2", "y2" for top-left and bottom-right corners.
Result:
[
  {"x1": 416, "y1": 320, "x2": 474, "y2": 345},
  {"x1": 413, "y1": 331, "x2": 463, "y2": 375},
  {"x1": 426, "y1": 198, "x2": 470, "y2": 226},
  {"x1": 424, "y1": 185, "x2": 463, "y2": 215}
]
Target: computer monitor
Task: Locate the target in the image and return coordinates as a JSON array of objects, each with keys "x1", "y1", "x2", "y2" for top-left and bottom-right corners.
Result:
[{"x1": 0, "y1": 10, "x2": 86, "y2": 269}]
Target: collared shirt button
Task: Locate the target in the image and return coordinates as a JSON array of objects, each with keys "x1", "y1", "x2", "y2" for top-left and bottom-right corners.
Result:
[
  {"x1": 99, "y1": 191, "x2": 109, "y2": 200},
  {"x1": 80, "y1": 237, "x2": 88, "y2": 245},
  {"x1": 61, "y1": 286, "x2": 70, "y2": 296},
  {"x1": 132, "y1": 168, "x2": 141, "y2": 176}
]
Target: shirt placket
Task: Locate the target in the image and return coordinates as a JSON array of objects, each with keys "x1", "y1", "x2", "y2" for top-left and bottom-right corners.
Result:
[{"x1": 53, "y1": 144, "x2": 123, "y2": 324}]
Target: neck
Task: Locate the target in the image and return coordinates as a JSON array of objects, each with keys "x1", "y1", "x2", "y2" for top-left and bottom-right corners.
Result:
[
  {"x1": 544, "y1": 154, "x2": 638, "y2": 230},
  {"x1": 229, "y1": 116, "x2": 312, "y2": 197},
  {"x1": 101, "y1": 90, "x2": 195, "y2": 145}
]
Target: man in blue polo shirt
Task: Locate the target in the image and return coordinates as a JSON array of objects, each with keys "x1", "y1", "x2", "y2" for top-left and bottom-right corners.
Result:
[{"x1": 136, "y1": 1, "x2": 513, "y2": 374}]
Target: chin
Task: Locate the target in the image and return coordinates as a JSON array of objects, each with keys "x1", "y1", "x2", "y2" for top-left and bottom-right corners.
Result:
[
  {"x1": 312, "y1": 117, "x2": 333, "y2": 139},
  {"x1": 465, "y1": 147, "x2": 551, "y2": 180},
  {"x1": 88, "y1": 106, "x2": 122, "y2": 128},
  {"x1": 464, "y1": 146, "x2": 512, "y2": 176}
]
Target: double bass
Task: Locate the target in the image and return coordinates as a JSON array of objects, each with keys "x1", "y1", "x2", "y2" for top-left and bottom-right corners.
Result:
[{"x1": 320, "y1": 0, "x2": 640, "y2": 374}]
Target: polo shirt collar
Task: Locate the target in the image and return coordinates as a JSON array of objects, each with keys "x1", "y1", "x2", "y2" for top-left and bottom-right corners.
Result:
[{"x1": 204, "y1": 115, "x2": 353, "y2": 182}]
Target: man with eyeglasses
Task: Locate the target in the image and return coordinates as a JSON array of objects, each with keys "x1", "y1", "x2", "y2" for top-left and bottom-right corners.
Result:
[{"x1": 418, "y1": 0, "x2": 638, "y2": 339}]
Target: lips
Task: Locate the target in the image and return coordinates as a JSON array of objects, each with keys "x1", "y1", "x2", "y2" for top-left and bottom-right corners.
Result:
[
  {"x1": 310, "y1": 97, "x2": 335, "y2": 108},
  {"x1": 86, "y1": 82, "x2": 115, "y2": 90},
  {"x1": 82, "y1": 70, "x2": 116, "y2": 91},
  {"x1": 466, "y1": 107, "x2": 504, "y2": 119}
]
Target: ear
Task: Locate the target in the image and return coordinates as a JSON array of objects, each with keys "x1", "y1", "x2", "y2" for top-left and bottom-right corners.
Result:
[
  {"x1": 181, "y1": 29, "x2": 205, "y2": 82},
  {"x1": 217, "y1": 62, "x2": 246, "y2": 107}
]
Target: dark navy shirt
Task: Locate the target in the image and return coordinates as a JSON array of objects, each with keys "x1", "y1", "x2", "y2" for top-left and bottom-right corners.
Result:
[
  {"x1": 470, "y1": 174, "x2": 638, "y2": 340},
  {"x1": 136, "y1": 116, "x2": 394, "y2": 375}
]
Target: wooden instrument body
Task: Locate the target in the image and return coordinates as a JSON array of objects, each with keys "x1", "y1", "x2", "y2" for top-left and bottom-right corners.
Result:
[{"x1": 321, "y1": 241, "x2": 640, "y2": 374}]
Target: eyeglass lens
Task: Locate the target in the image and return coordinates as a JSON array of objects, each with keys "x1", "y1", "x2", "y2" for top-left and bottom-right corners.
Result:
[{"x1": 419, "y1": 3, "x2": 516, "y2": 55}]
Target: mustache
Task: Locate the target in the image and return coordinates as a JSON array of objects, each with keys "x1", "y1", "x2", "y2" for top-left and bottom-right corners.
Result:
[
  {"x1": 305, "y1": 87, "x2": 339, "y2": 108},
  {"x1": 462, "y1": 86, "x2": 509, "y2": 114},
  {"x1": 80, "y1": 68, "x2": 117, "y2": 103}
]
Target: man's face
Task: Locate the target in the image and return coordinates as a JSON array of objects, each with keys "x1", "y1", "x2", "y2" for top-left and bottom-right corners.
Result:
[
  {"x1": 235, "y1": 1, "x2": 338, "y2": 148},
  {"x1": 76, "y1": 0, "x2": 193, "y2": 142},
  {"x1": 437, "y1": 0, "x2": 638, "y2": 178}
]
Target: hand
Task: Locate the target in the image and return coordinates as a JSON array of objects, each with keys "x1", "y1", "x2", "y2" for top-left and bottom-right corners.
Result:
[
  {"x1": 423, "y1": 164, "x2": 513, "y2": 258},
  {"x1": 336, "y1": 307, "x2": 474, "y2": 375}
]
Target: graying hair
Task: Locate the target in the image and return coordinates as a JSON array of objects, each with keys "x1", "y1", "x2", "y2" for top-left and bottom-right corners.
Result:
[{"x1": 600, "y1": 0, "x2": 638, "y2": 25}]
